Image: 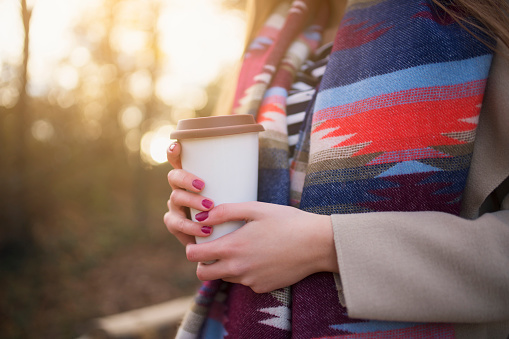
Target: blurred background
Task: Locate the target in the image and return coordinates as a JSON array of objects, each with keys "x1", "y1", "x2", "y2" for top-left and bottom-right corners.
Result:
[{"x1": 0, "y1": 0, "x2": 247, "y2": 337}]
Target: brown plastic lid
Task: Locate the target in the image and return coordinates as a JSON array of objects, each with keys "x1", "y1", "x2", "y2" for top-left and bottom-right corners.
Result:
[{"x1": 170, "y1": 115, "x2": 264, "y2": 140}]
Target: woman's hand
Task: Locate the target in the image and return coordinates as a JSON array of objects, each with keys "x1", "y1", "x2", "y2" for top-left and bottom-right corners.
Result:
[
  {"x1": 185, "y1": 201, "x2": 339, "y2": 293},
  {"x1": 164, "y1": 142, "x2": 214, "y2": 246}
]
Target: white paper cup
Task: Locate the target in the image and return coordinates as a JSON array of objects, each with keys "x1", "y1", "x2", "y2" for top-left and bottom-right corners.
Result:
[{"x1": 170, "y1": 115, "x2": 264, "y2": 244}]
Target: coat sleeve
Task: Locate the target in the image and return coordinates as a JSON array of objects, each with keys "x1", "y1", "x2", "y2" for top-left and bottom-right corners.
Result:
[{"x1": 331, "y1": 195, "x2": 509, "y2": 323}]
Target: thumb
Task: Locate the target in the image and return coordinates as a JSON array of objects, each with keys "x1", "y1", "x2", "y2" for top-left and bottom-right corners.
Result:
[{"x1": 167, "y1": 142, "x2": 182, "y2": 169}]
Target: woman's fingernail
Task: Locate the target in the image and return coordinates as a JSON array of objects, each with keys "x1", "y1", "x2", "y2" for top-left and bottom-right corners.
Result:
[
  {"x1": 168, "y1": 143, "x2": 176, "y2": 152},
  {"x1": 202, "y1": 199, "x2": 213, "y2": 209},
  {"x1": 201, "y1": 226, "x2": 212, "y2": 235},
  {"x1": 192, "y1": 180, "x2": 205, "y2": 190},
  {"x1": 195, "y1": 211, "x2": 209, "y2": 222}
]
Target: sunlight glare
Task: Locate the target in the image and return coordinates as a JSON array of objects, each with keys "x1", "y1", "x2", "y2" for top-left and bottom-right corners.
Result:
[
  {"x1": 100, "y1": 64, "x2": 118, "y2": 84},
  {"x1": 55, "y1": 65, "x2": 79, "y2": 90},
  {"x1": 0, "y1": 0, "x2": 248, "y2": 167},
  {"x1": 28, "y1": 0, "x2": 93, "y2": 95},
  {"x1": 86, "y1": 22, "x2": 106, "y2": 43},
  {"x1": 140, "y1": 124, "x2": 176, "y2": 165},
  {"x1": 70, "y1": 47, "x2": 91, "y2": 68},
  {"x1": 0, "y1": 0, "x2": 105, "y2": 96},
  {"x1": 120, "y1": 106, "x2": 144, "y2": 130},
  {"x1": 81, "y1": 63, "x2": 104, "y2": 99},
  {"x1": 127, "y1": 70, "x2": 152, "y2": 101},
  {"x1": 170, "y1": 107, "x2": 196, "y2": 122},
  {"x1": 158, "y1": 0, "x2": 246, "y2": 87},
  {"x1": 0, "y1": 1, "x2": 23, "y2": 66},
  {"x1": 155, "y1": 74, "x2": 208, "y2": 110},
  {"x1": 110, "y1": 27, "x2": 149, "y2": 55}
]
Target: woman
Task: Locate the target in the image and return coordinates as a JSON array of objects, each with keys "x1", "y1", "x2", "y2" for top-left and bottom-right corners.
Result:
[{"x1": 164, "y1": 0, "x2": 509, "y2": 337}]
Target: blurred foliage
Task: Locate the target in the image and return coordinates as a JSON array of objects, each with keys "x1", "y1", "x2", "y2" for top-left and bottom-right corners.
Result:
[{"x1": 0, "y1": 0, "x2": 246, "y2": 337}]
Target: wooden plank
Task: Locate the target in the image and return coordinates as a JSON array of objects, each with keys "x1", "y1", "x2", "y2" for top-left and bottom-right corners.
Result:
[{"x1": 88, "y1": 295, "x2": 194, "y2": 337}]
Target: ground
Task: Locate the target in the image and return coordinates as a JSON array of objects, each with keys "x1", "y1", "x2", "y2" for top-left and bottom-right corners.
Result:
[{"x1": 0, "y1": 164, "x2": 201, "y2": 339}]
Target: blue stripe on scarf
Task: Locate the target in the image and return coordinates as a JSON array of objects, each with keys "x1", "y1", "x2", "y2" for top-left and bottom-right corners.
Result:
[
  {"x1": 200, "y1": 318, "x2": 227, "y2": 338},
  {"x1": 331, "y1": 320, "x2": 423, "y2": 333},
  {"x1": 320, "y1": 0, "x2": 493, "y2": 89},
  {"x1": 300, "y1": 176, "x2": 397, "y2": 208},
  {"x1": 264, "y1": 86, "x2": 288, "y2": 99},
  {"x1": 300, "y1": 166, "x2": 469, "y2": 212},
  {"x1": 314, "y1": 55, "x2": 492, "y2": 112},
  {"x1": 258, "y1": 168, "x2": 290, "y2": 205}
]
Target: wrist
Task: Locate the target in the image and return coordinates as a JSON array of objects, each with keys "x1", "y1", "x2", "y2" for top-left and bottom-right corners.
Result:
[{"x1": 308, "y1": 214, "x2": 339, "y2": 274}]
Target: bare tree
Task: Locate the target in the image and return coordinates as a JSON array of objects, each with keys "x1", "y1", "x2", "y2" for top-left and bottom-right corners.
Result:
[{"x1": 4, "y1": 0, "x2": 34, "y2": 252}]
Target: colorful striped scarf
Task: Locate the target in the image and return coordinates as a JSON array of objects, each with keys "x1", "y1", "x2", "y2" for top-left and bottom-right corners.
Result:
[{"x1": 176, "y1": 0, "x2": 494, "y2": 337}]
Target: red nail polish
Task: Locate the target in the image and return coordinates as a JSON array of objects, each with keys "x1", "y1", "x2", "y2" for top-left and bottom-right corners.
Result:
[
  {"x1": 201, "y1": 226, "x2": 212, "y2": 235},
  {"x1": 202, "y1": 199, "x2": 213, "y2": 209},
  {"x1": 195, "y1": 211, "x2": 208, "y2": 222},
  {"x1": 192, "y1": 179, "x2": 204, "y2": 190},
  {"x1": 168, "y1": 143, "x2": 176, "y2": 152}
]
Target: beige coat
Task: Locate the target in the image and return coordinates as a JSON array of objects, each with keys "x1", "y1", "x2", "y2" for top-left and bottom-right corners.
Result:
[{"x1": 331, "y1": 43, "x2": 509, "y2": 338}]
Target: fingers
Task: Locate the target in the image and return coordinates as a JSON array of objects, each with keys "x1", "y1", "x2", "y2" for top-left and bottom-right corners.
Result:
[
  {"x1": 169, "y1": 189, "x2": 214, "y2": 214},
  {"x1": 163, "y1": 210, "x2": 213, "y2": 239},
  {"x1": 164, "y1": 188, "x2": 215, "y2": 246},
  {"x1": 189, "y1": 246, "x2": 251, "y2": 286},
  {"x1": 196, "y1": 261, "x2": 242, "y2": 283},
  {"x1": 167, "y1": 142, "x2": 182, "y2": 169},
  {"x1": 204, "y1": 201, "x2": 266, "y2": 225},
  {"x1": 164, "y1": 167, "x2": 213, "y2": 247},
  {"x1": 187, "y1": 242, "x2": 246, "y2": 282},
  {"x1": 168, "y1": 169, "x2": 206, "y2": 192},
  {"x1": 186, "y1": 241, "x2": 224, "y2": 263},
  {"x1": 167, "y1": 201, "x2": 262, "y2": 248}
]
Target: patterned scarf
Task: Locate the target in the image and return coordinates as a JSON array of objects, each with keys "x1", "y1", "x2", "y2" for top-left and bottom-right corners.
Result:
[{"x1": 176, "y1": 0, "x2": 494, "y2": 338}]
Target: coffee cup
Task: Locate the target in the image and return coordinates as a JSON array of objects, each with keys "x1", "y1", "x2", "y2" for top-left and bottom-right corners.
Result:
[{"x1": 170, "y1": 115, "x2": 264, "y2": 244}]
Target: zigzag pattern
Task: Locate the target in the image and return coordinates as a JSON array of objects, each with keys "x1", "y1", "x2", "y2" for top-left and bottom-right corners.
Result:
[{"x1": 300, "y1": 0, "x2": 493, "y2": 220}]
